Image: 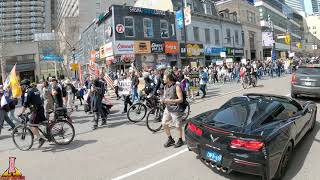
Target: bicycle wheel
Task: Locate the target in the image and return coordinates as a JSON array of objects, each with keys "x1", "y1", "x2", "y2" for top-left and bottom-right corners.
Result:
[
  {"x1": 12, "y1": 125, "x2": 34, "y2": 151},
  {"x1": 146, "y1": 107, "x2": 163, "y2": 133},
  {"x1": 127, "y1": 103, "x2": 147, "y2": 123},
  {"x1": 242, "y1": 77, "x2": 248, "y2": 89},
  {"x1": 50, "y1": 120, "x2": 75, "y2": 145},
  {"x1": 182, "y1": 102, "x2": 190, "y2": 121}
]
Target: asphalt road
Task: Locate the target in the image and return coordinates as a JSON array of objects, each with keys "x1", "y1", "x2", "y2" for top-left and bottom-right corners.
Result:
[{"x1": 0, "y1": 75, "x2": 319, "y2": 180}]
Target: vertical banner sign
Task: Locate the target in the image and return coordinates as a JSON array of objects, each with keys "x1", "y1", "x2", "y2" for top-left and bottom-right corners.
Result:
[
  {"x1": 176, "y1": 10, "x2": 183, "y2": 30},
  {"x1": 184, "y1": 6, "x2": 191, "y2": 26}
]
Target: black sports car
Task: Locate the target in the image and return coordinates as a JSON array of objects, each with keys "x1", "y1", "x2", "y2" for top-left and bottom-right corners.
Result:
[{"x1": 185, "y1": 93, "x2": 317, "y2": 180}]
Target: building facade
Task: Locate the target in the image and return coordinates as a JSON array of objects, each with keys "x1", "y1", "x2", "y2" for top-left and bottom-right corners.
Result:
[
  {"x1": 305, "y1": 15, "x2": 320, "y2": 41},
  {"x1": 0, "y1": 0, "x2": 52, "y2": 82},
  {"x1": 216, "y1": 0, "x2": 263, "y2": 60},
  {"x1": 311, "y1": 0, "x2": 320, "y2": 15},
  {"x1": 284, "y1": 0, "x2": 305, "y2": 13},
  {"x1": 80, "y1": 5, "x2": 178, "y2": 73},
  {"x1": 255, "y1": 0, "x2": 304, "y2": 59}
]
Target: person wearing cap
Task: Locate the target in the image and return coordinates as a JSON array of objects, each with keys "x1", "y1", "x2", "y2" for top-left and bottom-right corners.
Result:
[{"x1": 19, "y1": 79, "x2": 46, "y2": 148}]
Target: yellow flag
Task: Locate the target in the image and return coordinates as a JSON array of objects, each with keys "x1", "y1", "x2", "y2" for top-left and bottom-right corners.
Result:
[{"x1": 9, "y1": 65, "x2": 22, "y2": 98}]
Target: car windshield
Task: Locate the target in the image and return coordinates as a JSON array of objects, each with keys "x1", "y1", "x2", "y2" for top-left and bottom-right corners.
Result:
[
  {"x1": 297, "y1": 67, "x2": 320, "y2": 75},
  {"x1": 203, "y1": 97, "x2": 284, "y2": 128}
]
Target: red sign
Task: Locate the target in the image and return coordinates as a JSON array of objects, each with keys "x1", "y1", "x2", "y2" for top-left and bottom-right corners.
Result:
[
  {"x1": 116, "y1": 24, "x2": 125, "y2": 33},
  {"x1": 165, "y1": 41, "x2": 179, "y2": 54}
]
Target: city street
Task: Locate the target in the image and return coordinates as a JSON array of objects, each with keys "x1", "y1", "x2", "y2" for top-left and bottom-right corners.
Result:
[{"x1": 0, "y1": 76, "x2": 319, "y2": 180}]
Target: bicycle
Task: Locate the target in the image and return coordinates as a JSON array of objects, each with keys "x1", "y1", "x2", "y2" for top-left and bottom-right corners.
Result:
[
  {"x1": 242, "y1": 73, "x2": 257, "y2": 89},
  {"x1": 127, "y1": 93, "x2": 158, "y2": 123},
  {"x1": 146, "y1": 100, "x2": 190, "y2": 133},
  {"x1": 12, "y1": 112, "x2": 75, "y2": 151}
]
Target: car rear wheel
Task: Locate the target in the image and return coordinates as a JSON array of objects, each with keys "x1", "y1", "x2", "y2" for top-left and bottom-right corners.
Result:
[
  {"x1": 291, "y1": 92, "x2": 297, "y2": 98},
  {"x1": 273, "y1": 142, "x2": 293, "y2": 180}
]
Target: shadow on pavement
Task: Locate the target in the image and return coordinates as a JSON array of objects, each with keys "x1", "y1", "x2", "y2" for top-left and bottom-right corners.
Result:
[
  {"x1": 283, "y1": 121, "x2": 320, "y2": 180},
  {"x1": 41, "y1": 139, "x2": 97, "y2": 153},
  {"x1": 0, "y1": 135, "x2": 11, "y2": 141}
]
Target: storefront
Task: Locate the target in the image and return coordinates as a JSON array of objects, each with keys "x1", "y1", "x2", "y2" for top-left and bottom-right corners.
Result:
[
  {"x1": 106, "y1": 41, "x2": 135, "y2": 73},
  {"x1": 204, "y1": 46, "x2": 226, "y2": 66},
  {"x1": 180, "y1": 43, "x2": 205, "y2": 67}
]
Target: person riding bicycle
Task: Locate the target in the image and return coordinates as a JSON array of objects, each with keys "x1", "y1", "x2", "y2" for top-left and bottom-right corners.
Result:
[{"x1": 19, "y1": 79, "x2": 46, "y2": 148}]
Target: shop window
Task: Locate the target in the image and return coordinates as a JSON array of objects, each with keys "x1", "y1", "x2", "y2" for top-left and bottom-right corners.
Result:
[
  {"x1": 205, "y1": 28, "x2": 211, "y2": 44},
  {"x1": 160, "y1": 20, "x2": 169, "y2": 38},
  {"x1": 215, "y1": 29, "x2": 220, "y2": 45},
  {"x1": 143, "y1": 18, "x2": 153, "y2": 38},
  {"x1": 226, "y1": 28, "x2": 231, "y2": 44},
  {"x1": 235, "y1": 30, "x2": 239, "y2": 45},
  {"x1": 124, "y1": 16, "x2": 134, "y2": 37}
]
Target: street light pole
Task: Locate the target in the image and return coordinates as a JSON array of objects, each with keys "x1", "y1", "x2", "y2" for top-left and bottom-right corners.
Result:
[
  {"x1": 181, "y1": 0, "x2": 188, "y2": 64},
  {"x1": 232, "y1": 36, "x2": 235, "y2": 61}
]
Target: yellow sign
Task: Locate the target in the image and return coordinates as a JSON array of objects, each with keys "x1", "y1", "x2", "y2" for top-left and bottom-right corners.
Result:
[
  {"x1": 71, "y1": 63, "x2": 79, "y2": 71},
  {"x1": 285, "y1": 33, "x2": 291, "y2": 45},
  {"x1": 134, "y1": 41, "x2": 151, "y2": 54},
  {"x1": 296, "y1": 42, "x2": 302, "y2": 48}
]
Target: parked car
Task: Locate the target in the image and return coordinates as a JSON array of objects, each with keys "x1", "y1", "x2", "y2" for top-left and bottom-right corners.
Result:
[
  {"x1": 185, "y1": 93, "x2": 317, "y2": 180},
  {"x1": 291, "y1": 64, "x2": 320, "y2": 98}
]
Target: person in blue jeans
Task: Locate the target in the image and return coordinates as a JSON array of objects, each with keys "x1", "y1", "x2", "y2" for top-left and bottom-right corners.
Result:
[
  {"x1": 0, "y1": 89, "x2": 15, "y2": 134},
  {"x1": 130, "y1": 71, "x2": 139, "y2": 103},
  {"x1": 199, "y1": 67, "x2": 208, "y2": 98}
]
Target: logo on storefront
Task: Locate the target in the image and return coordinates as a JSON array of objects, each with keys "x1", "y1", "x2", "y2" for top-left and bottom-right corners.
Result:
[
  {"x1": 151, "y1": 41, "x2": 164, "y2": 54},
  {"x1": 0, "y1": 157, "x2": 25, "y2": 180},
  {"x1": 114, "y1": 41, "x2": 135, "y2": 55},
  {"x1": 129, "y1": 7, "x2": 166, "y2": 16},
  {"x1": 164, "y1": 41, "x2": 179, "y2": 54},
  {"x1": 116, "y1": 24, "x2": 125, "y2": 34},
  {"x1": 134, "y1": 41, "x2": 151, "y2": 54}
]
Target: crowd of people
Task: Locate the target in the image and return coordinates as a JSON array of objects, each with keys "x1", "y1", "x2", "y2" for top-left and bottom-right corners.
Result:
[{"x1": 0, "y1": 58, "x2": 300, "y2": 149}]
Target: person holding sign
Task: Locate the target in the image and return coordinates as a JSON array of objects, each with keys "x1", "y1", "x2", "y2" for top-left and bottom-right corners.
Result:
[{"x1": 119, "y1": 74, "x2": 133, "y2": 113}]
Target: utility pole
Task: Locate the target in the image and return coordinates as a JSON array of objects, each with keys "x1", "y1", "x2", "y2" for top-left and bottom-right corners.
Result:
[
  {"x1": 232, "y1": 36, "x2": 235, "y2": 61},
  {"x1": 181, "y1": 0, "x2": 188, "y2": 64},
  {"x1": 0, "y1": 22, "x2": 6, "y2": 83}
]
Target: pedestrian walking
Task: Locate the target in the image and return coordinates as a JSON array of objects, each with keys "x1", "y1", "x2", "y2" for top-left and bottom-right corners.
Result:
[
  {"x1": 199, "y1": 67, "x2": 208, "y2": 98},
  {"x1": 120, "y1": 74, "x2": 132, "y2": 113},
  {"x1": 130, "y1": 71, "x2": 139, "y2": 103},
  {"x1": 42, "y1": 81, "x2": 54, "y2": 120},
  {"x1": 113, "y1": 78, "x2": 120, "y2": 99},
  {"x1": 161, "y1": 72, "x2": 184, "y2": 148},
  {"x1": 89, "y1": 78, "x2": 107, "y2": 130}
]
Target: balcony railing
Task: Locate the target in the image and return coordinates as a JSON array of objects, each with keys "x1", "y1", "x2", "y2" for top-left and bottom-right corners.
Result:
[
  {"x1": 1, "y1": 1, "x2": 45, "y2": 7},
  {"x1": 0, "y1": 12, "x2": 44, "y2": 18},
  {"x1": 2, "y1": 6, "x2": 44, "y2": 12},
  {"x1": 2, "y1": 17, "x2": 44, "y2": 24}
]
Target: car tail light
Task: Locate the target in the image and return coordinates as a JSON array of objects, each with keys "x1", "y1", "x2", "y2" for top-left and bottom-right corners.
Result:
[
  {"x1": 187, "y1": 122, "x2": 203, "y2": 136},
  {"x1": 230, "y1": 139, "x2": 264, "y2": 151},
  {"x1": 291, "y1": 73, "x2": 297, "y2": 84}
]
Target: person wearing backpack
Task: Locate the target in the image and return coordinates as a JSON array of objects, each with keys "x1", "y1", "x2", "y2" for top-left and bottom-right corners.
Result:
[
  {"x1": 199, "y1": 67, "x2": 208, "y2": 98},
  {"x1": 161, "y1": 72, "x2": 184, "y2": 148}
]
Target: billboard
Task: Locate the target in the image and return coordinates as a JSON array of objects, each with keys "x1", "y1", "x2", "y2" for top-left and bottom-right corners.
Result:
[{"x1": 262, "y1": 32, "x2": 274, "y2": 47}]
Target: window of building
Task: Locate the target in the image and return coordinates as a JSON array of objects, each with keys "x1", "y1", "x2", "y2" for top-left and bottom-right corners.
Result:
[
  {"x1": 193, "y1": 26, "x2": 200, "y2": 41},
  {"x1": 143, "y1": 18, "x2": 153, "y2": 38},
  {"x1": 124, "y1": 16, "x2": 134, "y2": 37},
  {"x1": 235, "y1": 30, "x2": 239, "y2": 44},
  {"x1": 215, "y1": 29, "x2": 220, "y2": 45},
  {"x1": 314, "y1": 31, "x2": 317, "y2": 34},
  {"x1": 205, "y1": 28, "x2": 211, "y2": 44},
  {"x1": 247, "y1": 11, "x2": 255, "y2": 23},
  {"x1": 226, "y1": 28, "x2": 231, "y2": 44},
  {"x1": 160, "y1": 20, "x2": 169, "y2": 38},
  {"x1": 203, "y1": 2, "x2": 212, "y2": 15},
  {"x1": 313, "y1": 26, "x2": 316, "y2": 29}
]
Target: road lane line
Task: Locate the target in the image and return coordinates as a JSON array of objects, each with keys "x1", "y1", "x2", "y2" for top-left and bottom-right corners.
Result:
[{"x1": 111, "y1": 148, "x2": 188, "y2": 180}]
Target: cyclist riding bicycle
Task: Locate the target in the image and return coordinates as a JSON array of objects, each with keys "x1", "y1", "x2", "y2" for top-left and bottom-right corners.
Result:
[{"x1": 19, "y1": 79, "x2": 46, "y2": 148}]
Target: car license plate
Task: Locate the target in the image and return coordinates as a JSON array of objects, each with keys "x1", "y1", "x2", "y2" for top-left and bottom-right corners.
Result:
[
  {"x1": 206, "y1": 150, "x2": 222, "y2": 163},
  {"x1": 305, "y1": 82, "x2": 312, "y2": 86}
]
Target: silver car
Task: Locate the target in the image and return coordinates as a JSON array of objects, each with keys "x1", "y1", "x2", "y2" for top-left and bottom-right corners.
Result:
[{"x1": 291, "y1": 64, "x2": 320, "y2": 98}]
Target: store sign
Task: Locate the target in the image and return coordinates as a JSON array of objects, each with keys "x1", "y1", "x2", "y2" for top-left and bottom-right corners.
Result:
[
  {"x1": 134, "y1": 41, "x2": 151, "y2": 54},
  {"x1": 90, "y1": 50, "x2": 98, "y2": 62},
  {"x1": 226, "y1": 48, "x2": 244, "y2": 55},
  {"x1": 184, "y1": 6, "x2": 191, "y2": 26},
  {"x1": 100, "y1": 42, "x2": 113, "y2": 58},
  {"x1": 180, "y1": 43, "x2": 204, "y2": 57},
  {"x1": 262, "y1": 32, "x2": 274, "y2": 47},
  {"x1": 114, "y1": 41, "x2": 134, "y2": 55},
  {"x1": 164, "y1": 41, "x2": 179, "y2": 54},
  {"x1": 204, "y1": 46, "x2": 226, "y2": 56},
  {"x1": 129, "y1": 7, "x2": 166, "y2": 16},
  {"x1": 151, "y1": 41, "x2": 164, "y2": 53}
]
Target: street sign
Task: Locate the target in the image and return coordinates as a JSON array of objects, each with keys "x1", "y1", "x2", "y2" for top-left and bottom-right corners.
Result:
[
  {"x1": 116, "y1": 24, "x2": 125, "y2": 34},
  {"x1": 41, "y1": 54, "x2": 64, "y2": 62}
]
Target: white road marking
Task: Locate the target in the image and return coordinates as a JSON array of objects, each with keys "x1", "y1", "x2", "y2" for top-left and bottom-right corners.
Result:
[{"x1": 111, "y1": 148, "x2": 188, "y2": 180}]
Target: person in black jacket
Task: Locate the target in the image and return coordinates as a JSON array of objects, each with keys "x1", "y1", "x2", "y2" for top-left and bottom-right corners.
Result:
[
  {"x1": 19, "y1": 79, "x2": 46, "y2": 148},
  {"x1": 89, "y1": 78, "x2": 107, "y2": 130}
]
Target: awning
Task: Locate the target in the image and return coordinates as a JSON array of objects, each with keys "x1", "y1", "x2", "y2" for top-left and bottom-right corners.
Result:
[{"x1": 6, "y1": 62, "x2": 35, "y2": 72}]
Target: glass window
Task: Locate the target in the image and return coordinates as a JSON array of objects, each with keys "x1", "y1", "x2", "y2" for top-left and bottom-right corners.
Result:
[
  {"x1": 203, "y1": 3, "x2": 212, "y2": 15},
  {"x1": 205, "y1": 28, "x2": 211, "y2": 44},
  {"x1": 215, "y1": 29, "x2": 220, "y2": 45},
  {"x1": 124, "y1": 16, "x2": 134, "y2": 37},
  {"x1": 297, "y1": 67, "x2": 320, "y2": 75},
  {"x1": 235, "y1": 30, "x2": 239, "y2": 45},
  {"x1": 193, "y1": 26, "x2": 200, "y2": 41},
  {"x1": 226, "y1": 28, "x2": 231, "y2": 44},
  {"x1": 143, "y1": 18, "x2": 153, "y2": 38},
  {"x1": 160, "y1": 20, "x2": 169, "y2": 38}
]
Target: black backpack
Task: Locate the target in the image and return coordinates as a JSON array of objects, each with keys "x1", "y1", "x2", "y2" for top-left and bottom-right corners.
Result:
[{"x1": 62, "y1": 85, "x2": 67, "y2": 97}]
